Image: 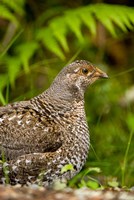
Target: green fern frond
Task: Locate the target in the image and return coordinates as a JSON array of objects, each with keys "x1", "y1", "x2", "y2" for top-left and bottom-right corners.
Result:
[
  {"x1": 36, "y1": 4, "x2": 134, "y2": 59},
  {"x1": 15, "y1": 41, "x2": 39, "y2": 73},
  {"x1": 36, "y1": 28, "x2": 65, "y2": 60},
  {"x1": 78, "y1": 7, "x2": 96, "y2": 36},
  {"x1": 0, "y1": 74, "x2": 8, "y2": 92},
  {"x1": 1, "y1": 0, "x2": 25, "y2": 15},
  {"x1": 49, "y1": 18, "x2": 69, "y2": 52},
  {"x1": 65, "y1": 11, "x2": 84, "y2": 42},
  {"x1": 0, "y1": 0, "x2": 25, "y2": 25},
  {"x1": 6, "y1": 56, "x2": 21, "y2": 88},
  {"x1": 0, "y1": 4, "x2": 18, "y2": 25},
  {"x1": 93, "y1": 4, "x2": 134, "y2": 34},
  {"x1": 110, "y1": 6, "x2": 133, "y2": 31}
]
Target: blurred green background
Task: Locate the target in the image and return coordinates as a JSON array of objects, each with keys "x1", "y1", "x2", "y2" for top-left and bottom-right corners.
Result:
[{"x1": 0, "y1": 0, "x2": 134, "y2": 188}]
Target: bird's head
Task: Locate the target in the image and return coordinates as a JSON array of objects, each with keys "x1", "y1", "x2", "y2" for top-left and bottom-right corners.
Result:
[{"x1": 50, "y1": 60, "x2": 108, "y2": 101}]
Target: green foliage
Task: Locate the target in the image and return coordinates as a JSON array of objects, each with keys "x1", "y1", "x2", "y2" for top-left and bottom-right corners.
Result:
[
  {"x1": 68, "y1": 167, "x2": 102, "y2": 189},
  {"x1": 61, "y1": 164, "x2": 74, "y2": 174},
  {"x1": 36, "y1": 4, "x2": 134, "y2": 57},
  {"x1": 15, "y1": 41, "x2": 39, "y2": 73},
  {"x1": 91, "y1": 4, "x2": 134, "y2": 36},
  {"x1": 108, "y1": 180, "x2": 119, "y2": 188},
  {"x1": 79, "y1": 179, "x2": 100, "y2": 189},
  {"x1": 0, "y1": 0, "x2": 25, "y2": 25},
  {"x1": 0, "y1": 150, "x2": 9, "y2": 184},
  {"x1": 0, "y1": 2, "x2": 134, "y2": 101},
  {"x1": 83, "y1": 76, "x2": 134, "y2": 189},
  {"x1": 121, "y1": 115, "x2": 134, "y2": 187},
  {"x1": 36, "y1": 27, "x2": 66, "y2": 60},
  {"x1": 126, "y1": 113, "x2": 134, "y2": 131}
]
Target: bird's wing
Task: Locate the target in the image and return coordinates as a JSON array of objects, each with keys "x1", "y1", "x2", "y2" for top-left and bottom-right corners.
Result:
[{"x1": 0, "y1": 101, "x2": 63, "y2": 160}]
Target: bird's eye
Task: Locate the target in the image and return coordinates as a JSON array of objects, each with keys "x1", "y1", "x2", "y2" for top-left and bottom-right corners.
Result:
[{"x1": 82, "y1": 68, "x2": 89, "y2": 75}]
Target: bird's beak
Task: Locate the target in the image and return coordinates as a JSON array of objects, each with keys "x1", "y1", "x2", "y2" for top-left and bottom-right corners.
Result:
[{"x1": 92, "y1": 67, "x2": 108, "y2": 79}]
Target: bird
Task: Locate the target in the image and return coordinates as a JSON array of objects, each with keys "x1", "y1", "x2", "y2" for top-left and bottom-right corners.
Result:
[{"x1": 0, "y1": 60, "x2": 108, "y2": 186}]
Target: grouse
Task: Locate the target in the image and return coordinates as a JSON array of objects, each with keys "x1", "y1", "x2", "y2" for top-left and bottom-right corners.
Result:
[{"x1": 0, "y1": 60, "x2": 108, "y2": 186}]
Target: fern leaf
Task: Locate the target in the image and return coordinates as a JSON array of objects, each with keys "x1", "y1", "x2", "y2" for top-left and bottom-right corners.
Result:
[
  {"x1": 127, "y1": 8, "x2": 134, "y2": 24},
  {"x1": 0, "y1": 91, "x2": 6, "y2": 105},
  {"x1": 36, "y1": 4, "x2": 134, "y2": 58},
  {"x1": 101, "y1": 5, "x2": 129, "y2": 32},
  {"x1": 120, "y1": 6, "x2": 134, "y2": 30},
  {"x1": 0, "y1": 5, "x2": 18, "y2": 25},
  {"x1": 93, "y1": 4, "x2": 117, "y2": 37},
  {"x1": 92, "y1": 4, "x2": 134, "y2": 35},
  {"x1": 36, "y1": 28, "x2": 65, "y2": 60},
  {"x1": 6, "y1": 56, "x2": 21, "y2": 88},
  {"x1": 0, "y1": 74, "x2": 8, "y2": 91},
  {"x1": 15, "y1": 42, "x2": 39, "y2": 73},
  {"x1": 78, "y1": 7, "x2": 96, "y2": 36},
  {"x1": 1, "y1": 0, "x2": 25, "y2": 15},
  {"x1": 65, "y1": 11, "x2": 84, "y2": 42},
  {"x1": 49, "y1": 18, "x2": 69, "y2": 52}
]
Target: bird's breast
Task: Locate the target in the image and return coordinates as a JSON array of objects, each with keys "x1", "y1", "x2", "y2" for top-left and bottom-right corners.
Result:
[{"x1": 54, "y1": 103, "x2": 90, "y2": 176}]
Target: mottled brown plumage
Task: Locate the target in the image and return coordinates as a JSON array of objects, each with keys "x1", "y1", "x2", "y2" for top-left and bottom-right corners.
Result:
[{"x1": 0, "y1": 60, "x2": 108, "y2": 186}]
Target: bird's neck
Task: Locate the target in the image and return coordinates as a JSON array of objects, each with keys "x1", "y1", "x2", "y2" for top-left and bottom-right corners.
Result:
[
  {"x1": 32, "y1": 84, "x2": 85, "y2": 118},
  {"x1": 44, "y1": 81, "x2": 85, "y2": 104}
]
